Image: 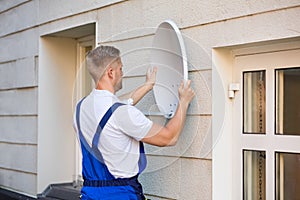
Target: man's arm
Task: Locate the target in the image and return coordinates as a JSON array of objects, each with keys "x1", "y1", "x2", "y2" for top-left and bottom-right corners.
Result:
[
  {"x1": 119, "y1": 67, "x2": 157, "y2": 105},
  {"x1": 142, "y1": 80, "x2": 195, "y2": 147}
]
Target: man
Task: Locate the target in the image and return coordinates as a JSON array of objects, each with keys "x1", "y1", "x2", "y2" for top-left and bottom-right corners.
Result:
[{"x1": 73, "y1": 45, "x2": 195, "y2": 200}]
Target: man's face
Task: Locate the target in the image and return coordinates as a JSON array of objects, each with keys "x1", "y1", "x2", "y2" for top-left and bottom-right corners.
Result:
[{"x1": 112, "y1": 58, "x2": 123, "y2": 92}]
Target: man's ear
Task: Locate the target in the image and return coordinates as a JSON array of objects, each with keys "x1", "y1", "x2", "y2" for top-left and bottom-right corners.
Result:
[{"x1": 107, "y1": 66, "x2": 114, "y2": 79}]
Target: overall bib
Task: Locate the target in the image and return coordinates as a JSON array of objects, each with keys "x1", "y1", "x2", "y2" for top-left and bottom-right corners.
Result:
[{"x1": 76, "y1": 98, "x2": 147, "y2": 200}]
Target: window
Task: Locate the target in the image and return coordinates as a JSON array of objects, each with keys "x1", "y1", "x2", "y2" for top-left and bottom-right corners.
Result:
[
  {"x1": 275, "y1": 152, "x2": 300, "y2": 200},
  {"x1": 275, "y1": 67, "x2": 300, "y2": 135},
  {"x1": 243, "y1": 150, "x2": 266, "y2": 200},
  {"x1": 243, "y1": 71, "x2": 266, "y2": 134}
]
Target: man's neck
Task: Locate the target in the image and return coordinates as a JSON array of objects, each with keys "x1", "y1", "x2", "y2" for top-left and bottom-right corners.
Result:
[{"x1": 96, "y1": 81, "x2": 115, "y2": 94}]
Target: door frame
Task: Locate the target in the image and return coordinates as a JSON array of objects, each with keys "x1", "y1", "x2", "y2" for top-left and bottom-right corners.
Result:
[
  {"x1": 73, "y1": 35, "x2": 95, "y2": 184},
  {"x1": 212, "y1": 39, "x2": 300, "y2": 200}
]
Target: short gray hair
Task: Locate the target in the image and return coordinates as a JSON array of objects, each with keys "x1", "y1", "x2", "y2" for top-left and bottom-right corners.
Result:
[{"x1": 86, "y1": 45, "x2": 120, "y2": 83}]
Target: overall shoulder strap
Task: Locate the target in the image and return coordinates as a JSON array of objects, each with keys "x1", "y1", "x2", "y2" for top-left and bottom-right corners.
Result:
[
  {"x1": 75, "y1": 97, "x2": 87, "y2": 140},
  {"x1": 138, "y1": 141, "x2": 147, "y2": 174},
  {"x1": 92, "y1": 102, "x2": 125, "y2": 150}
]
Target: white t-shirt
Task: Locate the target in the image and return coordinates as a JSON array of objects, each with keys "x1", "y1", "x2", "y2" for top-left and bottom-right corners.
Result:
[{"x1": 73, "y1": 89, "x2": 153, "y2": 178}]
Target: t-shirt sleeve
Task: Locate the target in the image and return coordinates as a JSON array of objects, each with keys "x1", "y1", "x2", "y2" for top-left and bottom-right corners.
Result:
[
  {"x1": 120, "y1": 98, "x2": 133, "y2": 105},
  {"x1": 113, "y1": 105, "x2": 153, "y2": 141}
]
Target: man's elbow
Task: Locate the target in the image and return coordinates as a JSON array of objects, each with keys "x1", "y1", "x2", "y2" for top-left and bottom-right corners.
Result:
[
  {"x1": 159, "y1": 137, "x2": 178, "y2": 147},
  {"x1": 143, "y1": 126, "x2": 179, "y2": 147},
  {"x1": 168, "y1": 138, "x2": 179, "y2": 146}
]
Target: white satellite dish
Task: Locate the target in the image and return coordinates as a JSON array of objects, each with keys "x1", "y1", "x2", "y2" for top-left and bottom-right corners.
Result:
[{"x1": 151, "y1": 20, "x2": 188, "y2": 118}]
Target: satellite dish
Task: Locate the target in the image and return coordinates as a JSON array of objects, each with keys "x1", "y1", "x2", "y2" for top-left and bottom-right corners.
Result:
[{"x1": 151, "y1": 20, "x2": 188, "y2": 118}]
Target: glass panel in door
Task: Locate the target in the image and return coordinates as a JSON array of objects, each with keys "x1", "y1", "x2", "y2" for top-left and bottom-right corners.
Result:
[
  {"x1": 275, "y1": 67, "x2": 300, "y2": 135},
  {"x1": 243, "y1": 150, "x2": 266, "y2": 200},
  {"x1": 275, "y1": 152, "x2": 300, "y2": 200},
  {"x1": 243, "y1": 71, "x2": 266, "y2": 134}
]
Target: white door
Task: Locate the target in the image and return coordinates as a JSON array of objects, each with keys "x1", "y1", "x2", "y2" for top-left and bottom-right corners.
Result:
[{"x1": 233, "y1": 45, "x2": 300, "y2": 200}]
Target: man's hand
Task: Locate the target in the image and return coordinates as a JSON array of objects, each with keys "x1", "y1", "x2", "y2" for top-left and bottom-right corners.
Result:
[
  {"x1": 145, "y1": 67, "x2": 157, "y2": 88},
  {"x1": 178, "y1": 80, "x2": 195, "y2": 107},
  {"x1": 119, "y1": 67, "x2": 158, "y2": 105}
]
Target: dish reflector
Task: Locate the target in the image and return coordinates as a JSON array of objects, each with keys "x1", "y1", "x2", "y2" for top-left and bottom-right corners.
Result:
[{"x1": 151, "y1": 20, "x2": 188, "y2": 118}]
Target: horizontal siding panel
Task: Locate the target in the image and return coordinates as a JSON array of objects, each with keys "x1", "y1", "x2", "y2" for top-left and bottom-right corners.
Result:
[
  {"x1": 0, "y1": 61, "x2": 15, "y2": 89},
  {"x1": 183, "y1": 35, "x2": 213, "y2": 71},
  {"x1": 181, "y1": 116, "x2": 212, "y2": 159},
  {"x1": 0, "y1": 143, "x2": 37, "y2": 173},
  {"x1": 0, "y1": 116, "x2": 37, "y2": 144},
  {"x1": 38, "y1": 10, "x2": 97, "y2": 37},
  {"x1": 0, "y1": 1, "x2": 37, "y2": 37},
  {"x1": 97, "y1": 0, "x2": 300, "y2": 42},
  {"x1": 0, "y1": 0, "x2": 30, "y2": 13},
  {"x1": 38, "y1": 0, "x2": 124, "y2": 24},
  {"x1": 188, "y1": 70, "x2": 212, "y2": 115},
  {"x1": 0, "y1": 0, "x2": 120, "y2": 36},
  {"x1": 0, "y1": 168, "x2": 36, "y2": 196},
  {"x1": 0, "y1": 28, "x2": 38, "y2": 63},
  {"x1": 179, "y1": 159, "x2": 212, "y2": 199},
  {"x1": 0, "y1": 57, "x2": 38, "y2": 90},
  {"x1": 140, "y1": 155, "x2": 180, "y2": 199},
  {"x1": 97, "y1": 0, "x2": 178, "y2": 41},
  {"x1": 182, "y1": 6, "x2": 300, "y2": 51},
  {"x1": 140, "y1": 156, "x2": 212, "y2": 199},
  {"x1": 0, "y1": 88, "x2": 38, "y2": 115},
  {"x1": 179, "y1": 0, "x2": 300, "y2": 30}
]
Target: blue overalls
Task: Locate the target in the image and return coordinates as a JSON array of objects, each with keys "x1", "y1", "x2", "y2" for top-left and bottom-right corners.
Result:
[{"x1": 75, "y1": 98, "x2": 147, "y2": 200}]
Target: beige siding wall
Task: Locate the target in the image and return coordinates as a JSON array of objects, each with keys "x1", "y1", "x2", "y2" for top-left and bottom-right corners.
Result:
[
  {"x1": 0, "y1": 0, "x2": 122, "y2": 196},
  {"x1": 0, "y1": 0, "x2": 39, "y2": 195},
  {"x1": 0, "y1": 0, "x2": 299, "y2": 198}
]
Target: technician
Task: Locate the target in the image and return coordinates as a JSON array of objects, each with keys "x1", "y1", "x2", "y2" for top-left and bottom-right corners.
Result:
[{"x1": 73, "y1": 45, "x2": 195, "y2": 200}]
